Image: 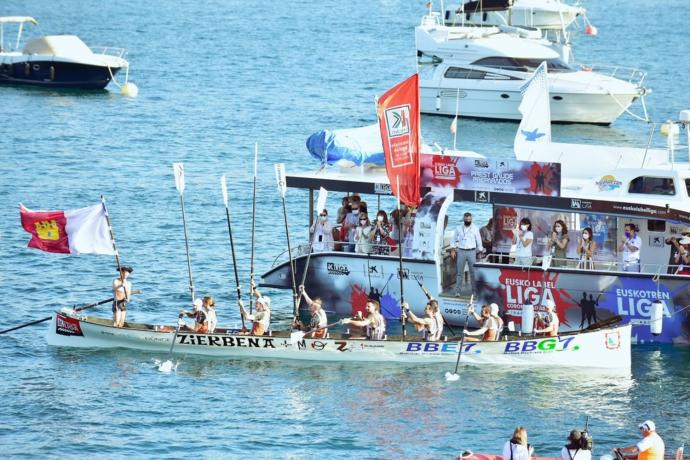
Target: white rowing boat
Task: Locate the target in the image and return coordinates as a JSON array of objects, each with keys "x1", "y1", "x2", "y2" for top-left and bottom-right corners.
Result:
[{"x1": 47, "y1": 309, "x2": 631, "y2": 370}]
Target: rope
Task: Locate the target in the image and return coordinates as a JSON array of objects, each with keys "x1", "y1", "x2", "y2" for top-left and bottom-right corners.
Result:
[{"x1": 606, "y1": 90, "x2": 650, "y2": 122}]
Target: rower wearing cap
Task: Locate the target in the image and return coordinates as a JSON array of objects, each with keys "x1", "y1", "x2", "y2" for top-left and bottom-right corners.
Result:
[
  {"x1": 490, "y1": 303, "x2": 504, "y2": 339},
  {"x1": 402, "y1": 300, "x2": 444, "y2": 341},
  {"x1": 614, "y1": 420, "x2": 665, "y2": 460},
  {"x1": 239, "y1": 281, "x2": 271, "y2": 336},
  {"x1": 180, "y1": 298, "x2": 208, "y2": 333},
  {"x1": 112, "y1": 266, "x2": 133, "y2": 328},
  {"x1": 535, "y1": 299, "x2": 559, "y2": 337}
]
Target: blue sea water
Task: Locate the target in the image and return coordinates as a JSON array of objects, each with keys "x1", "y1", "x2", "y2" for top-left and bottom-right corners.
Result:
[{"x1": 1, "y1": 0, "x2": 689, "y2": 458}]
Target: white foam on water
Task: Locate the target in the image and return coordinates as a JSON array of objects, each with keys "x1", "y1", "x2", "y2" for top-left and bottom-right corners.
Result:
[
  {"x1": 444, "y1": 371, "x2": 460, "y2": 382},
  {"x1": 154, "y1": 359, "x2": 178, "y2": 373}
]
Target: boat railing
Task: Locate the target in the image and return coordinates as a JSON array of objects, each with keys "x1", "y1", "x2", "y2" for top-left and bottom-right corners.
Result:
[
  {"x1": 576, "y1": 63, "x2": 648, "y2": 89},
  {"x1": 91, "y1": 46, "x2": 127, "y2": 59},
  {"x1": 479, "y1": 253, "x2": 687, "y2": 276}
]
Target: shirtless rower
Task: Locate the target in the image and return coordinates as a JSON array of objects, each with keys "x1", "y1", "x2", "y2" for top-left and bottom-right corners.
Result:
[
  {"x1": 112, "y1": 266, "x2": 133, "y2": 328},
  {"x1": 463, "y1": 304, "x2": 500, "y2": 341},
  {"x1": 294, "y1": 285, "x2": 328, "y2": 338},
  {"x1": 341, "y1": 299, "x2": 386, "y2": 340},
  {"x1": 402, "y1": 300, "x2": 444, "y2": 341}
]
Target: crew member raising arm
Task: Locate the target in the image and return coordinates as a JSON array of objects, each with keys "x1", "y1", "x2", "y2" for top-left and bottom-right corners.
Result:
[
  {"x1": 402, "y1": 300, "x2": 444, "y2": 341},
  {"x1": 341, "y1": 299, "x2": 386, "y2": 340},
  {"x1": 463, "y1": 304, "x2": 500, "y2": 341},
  {"x1": 293, "y1": 285, "x2": 328, "y2": 338}
]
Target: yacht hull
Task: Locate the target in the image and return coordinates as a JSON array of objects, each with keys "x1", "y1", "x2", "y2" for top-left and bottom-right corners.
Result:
[{"x1": 0, "y1": 60, "x2": 121, "y2": 89}]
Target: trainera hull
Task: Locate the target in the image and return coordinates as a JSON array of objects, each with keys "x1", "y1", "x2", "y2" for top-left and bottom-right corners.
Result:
[{"x1": 47, "y1": 311, "x2": 631, "y2": 369}]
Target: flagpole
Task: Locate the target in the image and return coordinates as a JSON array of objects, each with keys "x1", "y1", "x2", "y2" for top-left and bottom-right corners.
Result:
[
  {"x1": 275, "y1": 164, "x2": 298, "y2": 320},
  {"x1": 100, "y1": 195, "x2": 122, "y2": 273},
  {"x1": 221, "y1": 175, "x2": 246, "y2": 331},
  {"x1": 452, "y1": 89, "x2": 460, "y2": 150},
  {"x1": 249, "y1": 143, "x2": 258, "y2": 314},
  {"x1": 396, "y1": 176, "x2": 406, "y2": 341},
  {"x1": 173, "y1": 163, "x2": 195, "y2": 305}
]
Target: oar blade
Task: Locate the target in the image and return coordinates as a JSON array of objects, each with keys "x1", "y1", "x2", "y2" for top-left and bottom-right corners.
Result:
[
  {"x1": 275, "y1": 163, "x2": 287, "y2": 198},
  {"x1": 316, "y1": 187, "x2": 328, "y2": 214},
  {"x1": 220, "y1": 175, "x2": 229, "y2": 207},
  {"x1": 290, "y1": 330, "x2": 305, "y2": 344},
  {"x1": 445, "y1": 371, "x2": 460, "y2": 382},
  {"x1": 173, "y1": 163, "x2": 185, "y2": 195}
]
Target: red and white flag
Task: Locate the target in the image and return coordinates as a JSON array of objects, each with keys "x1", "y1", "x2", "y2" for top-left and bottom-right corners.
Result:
[
  {"x1": 20, "y1": 203, "x2": 115, "y2": 255},
  {"x1": 377, "y1": 73, "x2": 421, "y2": 207}
]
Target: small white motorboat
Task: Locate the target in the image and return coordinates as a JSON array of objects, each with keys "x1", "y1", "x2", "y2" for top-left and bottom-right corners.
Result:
[
  {"x1": 47, "y1": 309, "x2": 631, "y2": 370},
  {"x1": 416, "y1": 13, "x2": 648, "y2": 124},
  {"x1": 0, "y1": 16, "x2": 130, "y2": 89}
]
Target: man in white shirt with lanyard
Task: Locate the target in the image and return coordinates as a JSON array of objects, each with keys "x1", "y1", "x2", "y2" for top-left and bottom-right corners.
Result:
[
  {"x1": 619, "y1": 223, "x2": 642, "y2": 272},
  {"x1": 451, "y1": 212, "x2": 484, "y2": 296}
]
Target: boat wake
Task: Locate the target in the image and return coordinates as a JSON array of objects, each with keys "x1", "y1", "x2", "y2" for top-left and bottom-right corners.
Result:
[{"x1": 154, "y1": 359, "x2": 179, "y2": 373}]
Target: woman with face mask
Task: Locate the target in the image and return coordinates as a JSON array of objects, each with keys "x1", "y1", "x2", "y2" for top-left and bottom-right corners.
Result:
[
  {"x1": 577, "y1": 227, "x2": 597, "y2": 270},
  {"x1": 354, "y1": 212, "x2": 372, "y2": 254},
  {"x1": 513, "y1": 218, "x2": 534, "y2": 266},
  {"x1": 370, "y1": 210, "x2": 391, "y2": 255},
  {"x1": 549, "y1": 219, "x2": 570, "y2": 267},
  {"x1": 310, "y1": 208, "x2": 334, "y2": 253}
]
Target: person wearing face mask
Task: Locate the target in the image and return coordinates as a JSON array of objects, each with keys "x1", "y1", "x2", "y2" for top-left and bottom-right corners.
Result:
[
  {"x1": 450, "y1": 212, "x2": 484, "y2": 296},
  {"x1": 513, "y1": 218, "x2": 534, "y2": 266},
  {"x1": 310, "y1": 208, "x2": 334, "y2": 252},
  {"x1": 548, "y1": 219, "x2": 570, "y2": 267},
  {"x1": 619, "y1": 223, "x2": 641, "y2": 272},
  {"x1": 577, "y1": 227, "x2": 597, "y2": 270},
  {"x1": 370, "y1": 210, "x2": 391, "y2": 255},
  {"x1": 354, "y1": 212, "x2": 372, "y2": 254},
  {"x1": 343, "y1": 201, "x2": 360, "y2": 252}
]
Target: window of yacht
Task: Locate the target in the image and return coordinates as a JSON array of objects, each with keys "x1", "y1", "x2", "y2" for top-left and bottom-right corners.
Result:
[
  {"x1": 444, "y1": 67, "x2": 487, "y2": 79},
  {"x1": 628, "y1": 176, "x2": 676, "y2": 195},
  {"x1": 685, "y1": 179, "x2": 690, "y2": 196},
  {"x1": 647, "y1": 220, "x2": 666, "y2": 232},
  {"x1": 471, "y1": 57, "x2": 575, "y2": 73}
]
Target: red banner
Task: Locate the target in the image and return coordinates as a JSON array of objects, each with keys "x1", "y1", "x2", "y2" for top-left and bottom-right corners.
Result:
[
  {"x1": 377, "y1": 74, "x2": 421, "y2": 207},
  {"x1": 20, "y1": 205, "x2": 70, "y2": 254}
]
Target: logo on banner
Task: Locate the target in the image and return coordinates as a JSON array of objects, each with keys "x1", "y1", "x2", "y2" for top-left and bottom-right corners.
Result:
[
  {"x1": 56, "y1": 314, "x2": 84, "y2": 337},
  {"x1": 605, "y1": 331, "x2": 621, "y2": 350},
  {"x1": 474, "y1": 159, "x2": 489, "y2": 168},
  {"x1": 327, "y1": 262, "x2": 350, "y2": 276},
  {"x1": 385, "y1": 105, "x2": 411, "y2": 137},
  {"x1": 475, "y1": 191, "x2": 490, "y2": 203},
  {"x1": 35, "y1": 220, "x2": 61, "y2": 240},
  {"x1": 374, "y1": 183, "x2": 391, "y2": 195},
  {"x1": 431, "y1": 155, "x2": 460, "y2": 186},
  {"x1": 596, "y1": 175, "x2": 623, "y2": 191},
  {"x1": 570, "y1": 199, "x2": 592, "y2": 210}
]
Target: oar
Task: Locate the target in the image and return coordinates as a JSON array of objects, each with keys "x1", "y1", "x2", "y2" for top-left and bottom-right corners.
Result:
[
  {"x1": 221, "y1": 175, "x2": 246, "y2": 331},
  {"x1": 275, "y1": 163, "x2": 299, "y2": 320},
  {"x1": 158, "y1": 314, "x2": 184, "y2": 373},
  {"x1": 173, "y1": 163, "x2": 196, "y2": 305},
  {"x1": 0, "y1": 291, "x2": 142, "y2": 335},
  {"x1": 249, "y1": 143, "x2": 258, "y2": 314},
  {"x1": 445, "y1": 294, "x2": 474, "y2": 381},
  {"x1": 395, "y1": 176, "x2": 407, "y2": 341},
  {"x1": 289, "y1": 321, "x2": 341, "y2": 344},
  {"x1": 296, "y1": 187, "x2": 328, "y2": 311},
  {"x1": 412, "y1": 275, "x2": 457, "y2": 336}
]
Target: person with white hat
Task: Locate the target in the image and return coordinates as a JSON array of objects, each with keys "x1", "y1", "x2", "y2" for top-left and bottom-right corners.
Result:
[
  {"x1": 614, "y1": 420, "x2": 665, "y2": 460},
  {"x1": 534, "y1": 299, "x2": 559, "y2": 337},
  {"x1": 179, "y1": 298, "x2": 208, "y2": 333},
  {"x1": 490, "y1": 303, "x2": 504, "y2": 339},
  {"x1": 239, "y1": 285, "x2": 271, "y2": 336},
  {"x1": 671, "y1": 236, "x2": 690, "y2": 275}
]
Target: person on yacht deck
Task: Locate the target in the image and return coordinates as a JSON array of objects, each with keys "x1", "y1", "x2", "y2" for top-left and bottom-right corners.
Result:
[
  {"x1": 402, "y1": 300, "x2": 444, "y2": 341},
  {"x1": 341, "y1": 299, "x2": 386, "y2": 340}
]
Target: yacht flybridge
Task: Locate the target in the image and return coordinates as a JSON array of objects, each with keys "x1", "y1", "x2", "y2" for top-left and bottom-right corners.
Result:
[
  {"x1": 416, "y1": 13, "x2": 648, "y2": 124},
  {"x1": 0, "y1": 16, "x2": 130, "y2": 89}
]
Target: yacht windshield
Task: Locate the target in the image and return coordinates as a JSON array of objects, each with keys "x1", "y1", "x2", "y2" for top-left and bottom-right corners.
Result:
[{"x1": 470, "y1": 57, "x2": 575, "y2": 73}]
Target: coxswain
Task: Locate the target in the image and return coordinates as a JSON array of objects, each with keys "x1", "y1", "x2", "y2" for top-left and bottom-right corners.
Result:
[
  {"x1": 614, "y1": 420, "x2": 665, "y2": 460},
  {"x1": 203, "y1": 296, "x2": 217, "y2": 333},
  {"x1": 112, "y1": 266, "x2": 133, "y2": 328},
  {"x1": 402, "y1": 300, "x2": 444, "y2": 341},
  {"x1": 180, "y1": 298, "x2": 208, "y2": 333},
  {"x1": 535, "y1": 299, "x2": 559, "y2": 337},
  {"x1": 341, "y1": 299, "x2": 386, "y2": 340},
  {"x1": 463, "y1": 304, "x2": 499, "y2": 341},
  {"x1": 294, "y1": 285, "x2": 328, "y2": 338}
]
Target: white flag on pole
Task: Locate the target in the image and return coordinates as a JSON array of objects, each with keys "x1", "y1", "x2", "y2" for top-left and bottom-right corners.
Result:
[
  {"x1": 275, "y1": 163, "x2": 287, "y2": 198},
  {"x1": 514, "y1": 62, "x2": 551, "y2": 158},
  {"x1": 316, "y1": 187, "x2": 328, "y2": 214},
  {"x1": 173, "y1": 163, "x2": 185, "y2": 195}
]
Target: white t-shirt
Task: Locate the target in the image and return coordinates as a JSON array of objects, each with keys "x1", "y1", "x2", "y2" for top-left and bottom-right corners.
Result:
[
  {"x1": 503, "y1": 441, "x2": 531, "y2": 460},
  {"x1": 516, "y1": 231, "x2": 534, "y2": 258},
  {"x1": 622, "y1": 235, "x2": 642, "y2": 263},
  {"x1": 636, "y1": 431, "x2": 665, "y2": 455},
  {"x1": 561, "y1": 447, "x2": 592, "y2": 460}
]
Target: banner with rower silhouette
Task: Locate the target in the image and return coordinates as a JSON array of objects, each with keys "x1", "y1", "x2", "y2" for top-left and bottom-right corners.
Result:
[{"x1": 420, "y1": 153, "x2": 561, "y2": 197}]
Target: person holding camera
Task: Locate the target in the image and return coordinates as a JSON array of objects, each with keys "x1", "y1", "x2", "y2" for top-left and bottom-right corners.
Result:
[{"x1": 561, "y1": 430, "x2": 592, "y2": 460}]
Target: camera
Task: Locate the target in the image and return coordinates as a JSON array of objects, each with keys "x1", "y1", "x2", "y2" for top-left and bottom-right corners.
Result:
[{"x1": 579, "y1": 430, "x2": 593, "y2": 450}]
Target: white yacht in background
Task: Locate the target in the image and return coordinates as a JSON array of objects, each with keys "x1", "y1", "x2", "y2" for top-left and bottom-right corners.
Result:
[
  {"x1": 0, "y1": 16, "x2": 130, "y2": 89},
  {"x1": 443, "y1": 0, "x2": 585, "y2": 31},
  {"x1": 416, "y1": 13, "x2": 648, "y2": 124}
]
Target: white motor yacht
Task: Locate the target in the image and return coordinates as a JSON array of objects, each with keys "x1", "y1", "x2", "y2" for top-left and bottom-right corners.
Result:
[
  {"x1": 443, "y1": 0, "x2": 585, "y2": 31},
  {"x1": 0, "y1": 16, "x2": 130, "y2": 89},
  {"x1": 417, "y1": 13, "x2": 648, "y2": 124}
]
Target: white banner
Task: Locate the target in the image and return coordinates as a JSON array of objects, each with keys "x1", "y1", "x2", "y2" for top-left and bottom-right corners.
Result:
[
  {"x1": 316, "y1": 187, "x2": 328, "y2": 214},
  {"x1": 275, "y1": 163, "x2": 287, "y2": 198}
]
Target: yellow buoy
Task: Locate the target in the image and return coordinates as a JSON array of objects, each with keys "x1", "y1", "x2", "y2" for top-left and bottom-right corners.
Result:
[
  {"x1": 121, "y1": 82, "x2": 139, "y2": 98},
  {"x1": 660, "y1": 122, "x2": 670, "y2": 136}
]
